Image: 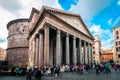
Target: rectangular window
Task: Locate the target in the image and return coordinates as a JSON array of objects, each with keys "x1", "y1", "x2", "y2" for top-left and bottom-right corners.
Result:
[
  {"x1": 118, "y1": 54, "x2": 120, "y2": 58},
  {"x1": 116, "y1": 36, "x2": 119, "y2": 39},
  {"x1": 116, "y1": 47, "x2": 120, "y2": 52},
  {"x1": 116, "y1": 48, "x2": 119, "y2": 51},
  {"x1": 116, "y1": 31, "x2": 119, "y2": 34},
  {"x1": 116, "y1": 42, "x2": 118, "y2": 45}
]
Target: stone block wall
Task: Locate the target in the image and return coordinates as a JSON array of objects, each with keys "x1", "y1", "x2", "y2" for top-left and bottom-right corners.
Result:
[
  {"x1": 7, "y1": 48, "x2": 28, "y2": 66},
  {"x1": 7, "y1": 19, "x2": 29, "y2": 66}
]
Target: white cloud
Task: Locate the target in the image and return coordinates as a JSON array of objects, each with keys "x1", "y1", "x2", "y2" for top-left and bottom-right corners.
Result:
[
  {"x1": 0, "y1": 41, "x2": 7, "y2": 49},
  {"x1": 118, "y1": 0, "x2": 120, "y2": 5},
  {"x1": 112, "y1": 17, "x2": 120, "y2": 27},
  {"x1": 0, "y1": 0, "x2": 62, "y2": 49},
  {"x1": 90, "y1": 24, "x2": 113, "y2": 49},
  {"x1": 18, "y1": 0, "x2": 62, "y2": 18},
  {"x1": 107, "y1": 18, "x2": 112, "y2": 25},
  {"x1": 0, "y1": 6, "x2": 18, "y2": 49},
  {"x1": 0, "y1": 0, "x2": 22, "y2": 11},
  {"x1": 70, "y1": 0, "x2": 112, "y2": 21},
  {"x1": 101, "y1": 38, "x2": 113, "y2": 50}
]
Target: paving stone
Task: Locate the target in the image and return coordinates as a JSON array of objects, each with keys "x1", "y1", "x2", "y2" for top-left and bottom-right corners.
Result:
[{"x1": 0, "y1": 69, "x2": 120, "y2": 80}]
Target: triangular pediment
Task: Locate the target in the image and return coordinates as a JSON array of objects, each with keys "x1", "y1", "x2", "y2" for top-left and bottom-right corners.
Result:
[
  {"x1": 33, "y1": 6, "x2": 94, "y2": 39},
  {"x1": 53, "y1": 13, "x2": 92, "y2": 37}
]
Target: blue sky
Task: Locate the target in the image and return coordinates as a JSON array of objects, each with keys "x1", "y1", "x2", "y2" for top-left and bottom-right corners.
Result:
[
  {"x1": 59, "y1": 0, "x2": 120, "y2": 49},
  {"x1": 0, "y1": 0, "x2": 120, "y2": 49}
]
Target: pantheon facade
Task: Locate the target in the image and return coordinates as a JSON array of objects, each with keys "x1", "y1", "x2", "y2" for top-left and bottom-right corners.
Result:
[
  {"x1": 7, "y1": 6, "x2": 94, "y2": 67},
  {"x1": 28, "y1": 6, "x2": 94, "y2": 67}
]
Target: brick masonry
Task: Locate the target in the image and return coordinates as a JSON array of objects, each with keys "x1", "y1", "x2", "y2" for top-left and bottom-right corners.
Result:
[{"x1": 7, "y1": 19, "x2": 29, "y2": 66}]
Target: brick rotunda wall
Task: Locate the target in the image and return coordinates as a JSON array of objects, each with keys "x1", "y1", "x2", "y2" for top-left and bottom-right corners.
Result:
[{"x1": 7, "y1": 19, "x2": 29, "y2": 66}]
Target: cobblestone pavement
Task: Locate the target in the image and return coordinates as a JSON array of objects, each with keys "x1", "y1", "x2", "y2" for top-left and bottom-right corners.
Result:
[{"x1": 0, "y1": 69, "x2": 120, "y2": 80}]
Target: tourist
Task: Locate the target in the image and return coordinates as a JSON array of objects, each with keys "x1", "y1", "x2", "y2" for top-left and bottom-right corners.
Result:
[
  {"x1": 113, "y1": 64, "x2": 117, "y2": 71},
  {"x1": 35, "y1": 67, "x2": 42, "y2": 80},
  {"x1": 85, "y1": 64, "x2": 89, "y2": 74},
  {"x1": 14, "y1": 66, "x2": 20, "y2": 76},
  {"x1": 95, "y1": 64, "x2": 100, "y2": 75},
  {"x1": 108, "y1": 64, "x2": 111, "y2": 73},
  {"x1": 57, "y1": 66, "x2": 60, "y2": 76},
  {"x1": 50, "y1": 66, "x2": 54, "y2": 75},
  {"x1": 104, "y1": 63, "x2": 108, "y2": 73},
  {"x1": 54, "y1": 66, "x2": 58, "y2": 77},
  {"x1": 79, "y1": 65, "x2": 83, "y2": 74},
  {"x1": 100, "y1": 64, "x2": 104, "y2": 73},
  {"x1": 11, "y1": 67, "x2": 15, "y2": 76},
  {"x1": 26, "y1": 68, "x2": 32, "y2": 80}
]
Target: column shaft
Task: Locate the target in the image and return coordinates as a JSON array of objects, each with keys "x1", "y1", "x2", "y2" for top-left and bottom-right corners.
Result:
[
  {"x1": 66, "y1": 33, "x2": 70, "y2": 65},
  {"x1": 35, "y1": 35, "x2": 39, "y2": 66},
  {"x1": 31, "y1": 39, "x2": 35, "y2": 67},
  {"x1": 91, "y1": 44, "x2": 93, "y2": 65},
  {"x1": 56, "y1": 29, "x2": 61, "y2": 66},
  {"x1": 44, "y1": 26, "x2": 49, "y2": 66},
  {"x1": 84, "y1": 41, "x2": 86, "y2": 64},
  {"x1": 78, "y1": 39, "x2": 82, "y2": 64},
  {"x1": 88, "y1": 43, "x2": 91, "y2": 64},
  {"x1": 39, "y1": 31, "x2": 44, "y2": 66},
  {"x1": 86, "y1": 44, "x2": 88, "y2": 64},
  {"x1": 73, "y1": 36, "x2": 77, "y2": 65},
  {"x1": 50, "y1": 42, "x2": 53, "y2": 65}
]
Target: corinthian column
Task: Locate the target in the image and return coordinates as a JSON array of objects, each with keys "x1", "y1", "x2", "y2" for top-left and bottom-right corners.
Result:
[
  {"x1": 66, "y1": 33, "x2": 70, "y2": 65},
  {"x1": 73, "y1": 36, "x2": 77, "y2": 65},
  {"x1": 91, "y1": 44, "x2": 93, "y2": 65},
  {"x1": 35, "y1": 35, "x2": 39, "y2": 66},
  {"x1": 56, "y1": 29, "x2": 61, "y2": 66},
  {"x1": 39, "y1": 31, "x2": 44, "y2": 66},
  {"x1": 33, "y1": 38, "x2": 36, "y2": 66},
  {"x1": 88, "y1": 43, "x2": 91, "y2": 64},
  {"x1": 78, "y1": 38, "x2": 82, "y2": 64},
  {"x1": 50, "y1": 41, "x2": 53, "y2": 65},
  {"x1": 44, "y1": 25, "x2": 49, "y2": 66},
  {"x1": 84, "y1": 41, "x2": 86, "y2": 64}
]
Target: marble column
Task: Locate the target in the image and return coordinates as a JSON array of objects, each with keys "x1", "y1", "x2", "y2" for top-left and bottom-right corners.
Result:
[
  {"x1": 73, "y1": 36, "x2": 77, "y2": 65},
  {"x1": 35, "y1": 35, "x2": 39, "y2": 66},
  {"x1": 29, "y1": 40, "x2": 32, "y2": 67},
  {"x1": 78, "y1": 38, "x2": 82, "y2": 64},
  {"x1": 38, "y1": 31, "x2": 44, "y2": 66},
  {"x1": 53, "y1": 42, "x2": 56, "y2": 65},
  {"x1": 32, "y1": 38, "x2": 35, "y2": 66},
  {"x1": 86, "y1": 43, "x2": 88, "y2": 64},
  {"x1": 91, "y1": 44, "x2": 93, "y2": 65},
  {"x1": 60, "y1": 38, "x2": 62, "y2": 65},
  {"x1": 88, "y1": 43, "x2": 91, "y2": 64},
  {"x1": 56, "y1": 29, "x2": 61, "y2": 66},
  {"x1": 84, "y1": 41, "x2": 86, "y2": 64},
  {"x1": 44, "y1": 26, "x2": 50, "y2": 66},
  {"x1": 65, "y1": 33, "x2": 70, "y2": 65},
  {"x1": 50, "y1": 41, "x2": 53, "y2": 65}
]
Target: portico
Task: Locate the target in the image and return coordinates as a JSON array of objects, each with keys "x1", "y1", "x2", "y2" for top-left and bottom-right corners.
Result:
[{"x1": 28, "y1": 6, "x2": 94, "y2": 67}]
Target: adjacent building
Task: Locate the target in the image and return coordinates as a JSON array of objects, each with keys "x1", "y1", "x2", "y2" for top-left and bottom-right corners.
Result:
[
  {"x1": 7, "y1": 6, "x2": 94, "y2": 67},
  {"x1": 93, "y1": 35, "x2": 102, "y2": 64},
  {"x1": 0, "y1": 47, "x2": 6, "y2": 61},
  {"x1": 113, "y1": 26, "x2": 120, "y2": 64},
  {"x1": 101, "y1": 49, "x2": 113, "y2": 62}
]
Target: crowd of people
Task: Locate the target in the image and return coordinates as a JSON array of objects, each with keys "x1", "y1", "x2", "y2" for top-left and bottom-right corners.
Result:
[
  {"x1": 94, "y1": 63, "x2": 118, "y2": 75},
  {"x1": 1, "y1": 63, "x2": 118, "y2": 80}
]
